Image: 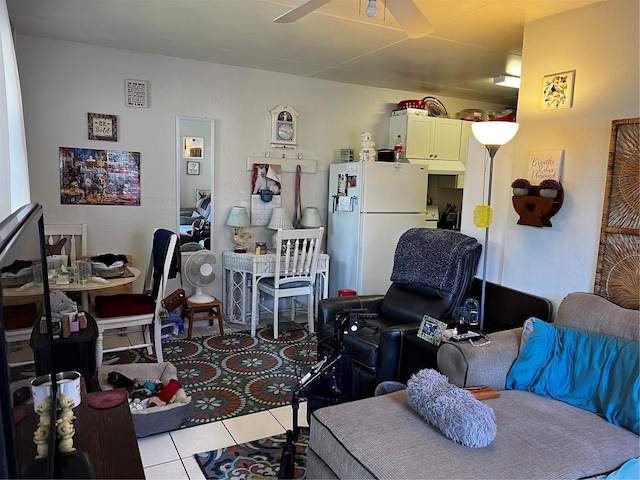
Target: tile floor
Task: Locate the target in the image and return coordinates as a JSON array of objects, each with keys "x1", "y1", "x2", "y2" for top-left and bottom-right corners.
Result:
[
  {"x1": 140, "y1": 399, "x2": 308, "y2": 479},
  {"x1": 9, "y1": 314, "x2": 311, "y2": 480}
]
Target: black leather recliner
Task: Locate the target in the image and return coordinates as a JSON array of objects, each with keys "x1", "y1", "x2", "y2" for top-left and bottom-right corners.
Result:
[{"x1": 318, "y1": 229, "x2": 482, "y2": 397}]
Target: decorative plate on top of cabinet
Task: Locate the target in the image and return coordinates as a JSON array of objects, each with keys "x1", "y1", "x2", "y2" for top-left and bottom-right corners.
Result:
[{"x1": 422, "y1": 97, "x2": 448, "y2": 117}]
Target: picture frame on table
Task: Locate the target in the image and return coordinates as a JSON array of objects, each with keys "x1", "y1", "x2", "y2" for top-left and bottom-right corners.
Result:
[
  {"x1": 186, "y1": 161, "x2": 200, "y2": 175},
  {"x1": 417, "y1": 314, "x2": 447, "y2": 346}
]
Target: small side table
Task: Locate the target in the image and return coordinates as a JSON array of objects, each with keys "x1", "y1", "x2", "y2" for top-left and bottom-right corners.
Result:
[
  {"x1": 399, "y1": 333, "x2": 440, "y2": 383},
  {"x1": 30, "y1": 312, "x2": 99, "y2": 391},
  {"x1": 186, "y1": 298, "x2": 224, "y2": 339}
]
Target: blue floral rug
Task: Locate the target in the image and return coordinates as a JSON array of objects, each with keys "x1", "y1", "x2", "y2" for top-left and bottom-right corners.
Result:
[
  {"x1": 195, "y1": 433, "x2": 307, "y2": 479},
  {"x1": 102, "y1": 327, "x2": 317, "y2": 427}
]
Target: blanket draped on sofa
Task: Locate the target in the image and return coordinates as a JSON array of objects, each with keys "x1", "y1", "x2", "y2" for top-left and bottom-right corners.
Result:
[
  {"x1": 390, "y1": 228, "x2": 481, "y2": 294},
  {"x1": 506, "y1": 319, "x2": 639, "y2": 434}
]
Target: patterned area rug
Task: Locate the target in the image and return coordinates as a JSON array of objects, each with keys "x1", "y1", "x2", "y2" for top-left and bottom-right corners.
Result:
[
  {"x1": 107, "y1": 327, "x2": 317, "y2": 427},
  {"x1": 11, "y1": 327, "x2": 317, "y2": 428},
  {"x1": 195, "y1": 433, "x2": 308, "y2": 479}
]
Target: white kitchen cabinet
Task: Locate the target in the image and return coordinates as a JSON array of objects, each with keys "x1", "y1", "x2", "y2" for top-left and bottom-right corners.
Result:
[
  {"x1": 389, "y1": 111, "x2": 462, "y2": 161},
  {"x1": 438, "y1": 120, "x2": 478, "y2": 189}
]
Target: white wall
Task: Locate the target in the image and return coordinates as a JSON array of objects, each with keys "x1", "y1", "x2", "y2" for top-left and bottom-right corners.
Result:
[
  {"x1": 15, "y1": 35, "x2": 503, "y2": 296},
  {"x1": 462, "y1": 0, "x2": 639, "y2": 312}
]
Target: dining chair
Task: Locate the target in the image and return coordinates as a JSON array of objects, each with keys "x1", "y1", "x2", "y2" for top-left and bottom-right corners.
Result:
[
  {"x1": 92, "y1": 229, "x2": 178, "y2": 367},
  {"x1": 257, "y1": 227, "x2": 324, "y2": 339},
  {"x1": 44, "y1": 223, "x2": 88, "y2": 264},
  {"x1": 4, "y1": 224, "x2": 88, "y2": 364}
]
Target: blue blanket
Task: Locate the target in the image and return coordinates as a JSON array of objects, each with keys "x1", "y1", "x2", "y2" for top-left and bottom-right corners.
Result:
[{"x1": 506, "y1": 320, "x2": 639, "y2": 434}]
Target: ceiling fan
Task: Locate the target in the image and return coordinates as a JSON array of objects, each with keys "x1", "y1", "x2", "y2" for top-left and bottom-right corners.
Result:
[{"x1": 273, "y1": 0, "x2": 434, "y2": 39}]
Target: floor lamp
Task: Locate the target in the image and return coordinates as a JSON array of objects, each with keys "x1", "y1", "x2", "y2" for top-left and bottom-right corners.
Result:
[{"x1": 471, "y1": 121, "x2": 519, "y2": 331}]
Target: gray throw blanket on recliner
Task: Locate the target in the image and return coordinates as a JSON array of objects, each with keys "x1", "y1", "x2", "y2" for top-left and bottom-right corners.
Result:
[{"x1": 390, "y1": 228, "x2": 482, "y2": 294}]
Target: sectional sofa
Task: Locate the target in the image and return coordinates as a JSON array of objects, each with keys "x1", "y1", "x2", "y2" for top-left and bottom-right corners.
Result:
[{"x1": 307, "y1": 292, "x2": 639, "y2": 479}]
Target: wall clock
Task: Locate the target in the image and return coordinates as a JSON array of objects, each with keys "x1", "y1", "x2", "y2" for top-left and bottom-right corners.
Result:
[
  {"x1": 270, "y1": 105, "x2": 299, "y2": 148},
  {"x1": 88, "y1": 113, "x2": 118, "y2": 141}
]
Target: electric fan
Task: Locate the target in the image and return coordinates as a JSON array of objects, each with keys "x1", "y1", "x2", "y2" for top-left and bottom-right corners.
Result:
[{"x1": 183, "y1": 250, "x2": 222, "y2": 303}]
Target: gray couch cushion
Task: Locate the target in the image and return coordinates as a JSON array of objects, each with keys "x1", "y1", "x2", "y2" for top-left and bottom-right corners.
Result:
[
  {"x1": 556, "y1": 292, "x2": 639, "y2": 341},
  {"x1": 309, "y1": 389, "x2": 639, "y2": 480},
  {"x1": 437, "y1": 328, "x2": 523, "y2": 389}
]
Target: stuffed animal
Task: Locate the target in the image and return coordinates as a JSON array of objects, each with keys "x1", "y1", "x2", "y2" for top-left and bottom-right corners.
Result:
[
  {"x1": 107, "y1": 371, "x2": 135, "y2": 389},
  {"x1": 149, "y1": 379, "x2": 181, "y2": 407},
  {"x1": 129, "y1": 388, "x2": 154, "y2": 404}
]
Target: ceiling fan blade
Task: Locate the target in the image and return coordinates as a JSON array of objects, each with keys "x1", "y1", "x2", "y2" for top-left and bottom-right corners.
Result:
[
  {"x1": 274, "y1": 0, "x2": 333, "y2": 23},
  {"x1": 386, "y1": 0, "x2": 433, "y2": 38}
]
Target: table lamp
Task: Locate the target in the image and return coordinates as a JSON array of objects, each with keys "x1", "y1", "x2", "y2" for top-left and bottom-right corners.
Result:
[
  {"x1": 226, "y1": 206, "x2": 251, "y2": 253},
  {"x1": 471, "y1": 120, "x2": 519, "y2": 331},
  {"x1": 267, "y1": 207, "x2": 293, "y2": 249},
  {"x1": 300, "y1": 207, "x2": 322, "y2": 228}
]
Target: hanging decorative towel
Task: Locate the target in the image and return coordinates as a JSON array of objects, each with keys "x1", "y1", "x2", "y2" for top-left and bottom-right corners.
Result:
[{"x1": 292, "y1": 164, "x2": 303, "y2": 227}]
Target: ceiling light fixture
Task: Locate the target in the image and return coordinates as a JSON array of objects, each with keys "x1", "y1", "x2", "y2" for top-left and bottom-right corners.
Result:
[
  {"x1": 366, "y1": 0, "x2": 377, "y2": 18},
  {"x1": 493, "y1": 74, "x2": 521, "y2": 89}
]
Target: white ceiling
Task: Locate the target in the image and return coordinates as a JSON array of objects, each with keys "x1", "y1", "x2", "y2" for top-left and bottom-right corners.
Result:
[{"x1": 7, "y1": 0, "x2": 604, "y2": 107}]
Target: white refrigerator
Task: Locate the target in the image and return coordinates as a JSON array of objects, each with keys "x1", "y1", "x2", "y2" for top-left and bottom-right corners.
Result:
[{"x1": 327, "y1": 161, "x2": 430, "y2": 297}]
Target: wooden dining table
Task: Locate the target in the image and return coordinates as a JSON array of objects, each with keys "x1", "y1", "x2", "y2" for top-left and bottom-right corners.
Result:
[{"x1": 4, "y1": 267, "x2": 142, "y2": 312}]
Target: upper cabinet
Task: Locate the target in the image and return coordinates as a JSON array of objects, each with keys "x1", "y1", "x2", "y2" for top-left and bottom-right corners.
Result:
[
  {"x1": 438, "y1": 120, "x2": 477, "y2": 189},
  {"x1": 388, "y1": 109, "x2": 466, "y2": 175},
  {"x1": 389, "y1": 111, "x2": 462, "y2": 161},
  {"x1": 430, "y1": 118, "x2": 462, "y2": 161}
]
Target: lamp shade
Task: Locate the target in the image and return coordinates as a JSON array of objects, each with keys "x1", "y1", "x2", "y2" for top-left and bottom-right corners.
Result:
[
  {"x1": 300, "y1": 207, "x2": 322, "y2": 228},
  {"x1": 472, "y1": 121, "x2": 520, "y2": 147},
  {"x1": 267, "y1": 207, "x2": 293, "y2": 230},
  {"x1": 226, "y1": 206, "x2": 250, "y2": 228}
]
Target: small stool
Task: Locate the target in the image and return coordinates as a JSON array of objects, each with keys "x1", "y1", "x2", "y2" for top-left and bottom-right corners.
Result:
[{"x1": 186, "y1": 298, "x2": 224, "y2": 339}]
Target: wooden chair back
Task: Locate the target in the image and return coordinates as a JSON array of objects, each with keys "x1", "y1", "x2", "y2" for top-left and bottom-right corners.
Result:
[{"x1": 44, "y1": 224, "x2": 87, "y2": 264}]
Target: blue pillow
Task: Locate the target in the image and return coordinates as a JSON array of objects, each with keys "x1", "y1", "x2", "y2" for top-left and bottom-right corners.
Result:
[
  {"x1": 605, "y1": 458, "x2": 639, "y2": 480},
  {"x1": 507, "y1": 320, "x2": 639, "y2": 434}
]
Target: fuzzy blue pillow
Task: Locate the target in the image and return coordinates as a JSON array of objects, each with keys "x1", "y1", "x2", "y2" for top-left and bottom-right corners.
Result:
[{"x1": 407, "y1": 369, "x2": 497, "y2": 448}]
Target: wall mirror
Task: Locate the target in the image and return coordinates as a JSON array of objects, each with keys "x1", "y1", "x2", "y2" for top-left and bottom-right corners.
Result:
[{"x1": 176, "y1": 116, "x2": 214, "y2": 250}]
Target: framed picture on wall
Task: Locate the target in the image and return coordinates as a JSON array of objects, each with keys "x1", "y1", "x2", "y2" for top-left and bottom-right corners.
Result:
[
  {"x1": 88, "y1": 113, "x2": 118, "y2": 141},
  {"x1": 186, "y1": 161, "x2": 200, "y2": 175},
  {"x1": 541, "y1": 70, "x2": 575, "y2": 110}
]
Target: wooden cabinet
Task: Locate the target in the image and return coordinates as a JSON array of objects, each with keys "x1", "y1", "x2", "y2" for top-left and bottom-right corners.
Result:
[{"x1": 389, "y1": 112, "x2": 462, "y2": 161}]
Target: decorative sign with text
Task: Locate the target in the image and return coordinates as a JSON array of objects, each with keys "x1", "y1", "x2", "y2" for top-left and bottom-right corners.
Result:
[
  {"x1": 528, "y1": 149, "x2": 564, "y2": 182},
  {"x1": 125, "y1": 79, "x2": 148, "y2": 108}
]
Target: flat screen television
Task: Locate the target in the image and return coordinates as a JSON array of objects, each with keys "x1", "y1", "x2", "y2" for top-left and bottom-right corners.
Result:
[{"x1": 0, "y1": 203, "x2": 56, "y2": 478}]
